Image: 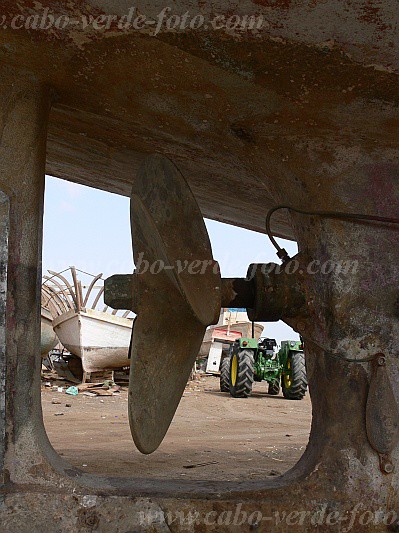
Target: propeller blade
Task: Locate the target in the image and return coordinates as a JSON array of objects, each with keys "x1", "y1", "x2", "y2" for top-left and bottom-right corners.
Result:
[
  {"x1": 128, "y1": 154, "x2": 221, "y2": 453},
  {"x1": 129, "y1": 287, "x2": 206, "y2": 454}
]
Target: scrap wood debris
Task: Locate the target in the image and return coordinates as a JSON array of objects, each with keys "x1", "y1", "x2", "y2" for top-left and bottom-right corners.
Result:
[
  {"x1": 183, "y1": 461, "x2": 218, "y2": 469},
  {"x1": 43, "y1": 375, "x2": 123, "y2": 397},
  {"x1": 77, "y1": 381, "x2": 121, "y2": 396}
]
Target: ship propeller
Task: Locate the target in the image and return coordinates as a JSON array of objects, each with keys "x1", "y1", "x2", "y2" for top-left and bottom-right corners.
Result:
[{"x1": 105, "y1": 154, "x2": 305, "y2": 453}]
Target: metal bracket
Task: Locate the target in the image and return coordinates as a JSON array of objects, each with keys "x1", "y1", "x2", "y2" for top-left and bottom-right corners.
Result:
[{"x1": 366, "y1": 353, "x2": 399, "y2": 474}]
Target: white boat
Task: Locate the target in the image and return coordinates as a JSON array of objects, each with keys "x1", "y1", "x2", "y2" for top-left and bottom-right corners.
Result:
[
  {"x1": 52, "y1": 308, "x2": 132, "y2": 373},
  {"x1": 199, "y1": 309, "x2": 264, "y2": 358},
  {"x1": 42, "y1": 267, "x2": 134, "y2": 376}
]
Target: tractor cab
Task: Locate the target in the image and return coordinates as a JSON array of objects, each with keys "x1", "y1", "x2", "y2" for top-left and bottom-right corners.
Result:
[{"x1": 258, "y1": 337, "x2": 278, "y2": 356}]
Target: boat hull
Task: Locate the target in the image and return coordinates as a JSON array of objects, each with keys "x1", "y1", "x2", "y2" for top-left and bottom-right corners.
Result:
[
  {"x1": 52, "y1": 308, "x2": 133, "y2": 373},
  {"x1": 40, "y1": 307, "x2": 58, "y2": 357},
  {"x1": 199, "y1": 322, "x2": 264, "y2": 357}
]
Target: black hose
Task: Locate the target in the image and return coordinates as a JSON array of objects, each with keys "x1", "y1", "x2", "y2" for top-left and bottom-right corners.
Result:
[{"x1": 266, "y1": 205, "x2": 399, "y2": 262}]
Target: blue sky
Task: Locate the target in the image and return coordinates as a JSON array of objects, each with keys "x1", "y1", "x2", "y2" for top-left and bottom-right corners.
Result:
[{"x1": 43, "y1": 176, "x2": 299, "y2": 344}]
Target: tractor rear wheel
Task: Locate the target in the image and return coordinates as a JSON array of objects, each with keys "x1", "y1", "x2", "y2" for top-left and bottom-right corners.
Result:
[
  {"x1": 268, "y1": 378, "x2": 280, "y2": 395},
  {"x1": 220, "y1": 356, "x2": 230, "y2": 392},
  {"x1": 282, "y1": 351, "x2": 307, "y2": 400},
  {"x1": 229, "y1": 349, "x2": 254, "y2": 398}
]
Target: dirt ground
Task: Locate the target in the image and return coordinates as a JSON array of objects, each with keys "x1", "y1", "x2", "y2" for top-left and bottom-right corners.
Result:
[{"x1": 42, "y1": 375, "x2": 312, "y2": 482}]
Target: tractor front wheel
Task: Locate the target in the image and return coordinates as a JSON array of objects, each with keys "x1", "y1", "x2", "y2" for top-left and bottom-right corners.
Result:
[
  {"x1": 282, "y1": 351, "x2": 307, "y2": 400},
  {"x1": 220, "y1": 356, "x2": 230, "y2": 392},
  {"x1": 268, "y1": 378, "x2": 280, "y2": 395},
  {"x1": 229, "y1": 349, "x2": 254, "y2": 398}
]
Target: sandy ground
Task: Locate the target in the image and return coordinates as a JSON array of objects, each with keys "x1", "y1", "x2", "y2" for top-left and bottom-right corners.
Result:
[{"x1": 42, "y1": 375, "x2": 312, "y2": 482}]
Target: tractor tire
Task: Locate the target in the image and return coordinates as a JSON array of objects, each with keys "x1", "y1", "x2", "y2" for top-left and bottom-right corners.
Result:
[
  {"x1": 282, "y1": 351, "x2": 307, "y2": 400},
  {"x1": 220, "y1": 356, "x2": 230, "y2": 392},
  {"x1": 229, "y1": 349, "x2": 254, "y2": 398},
  {"x1": 268, "y1": 378, "x2": 280, "y2": 395}
]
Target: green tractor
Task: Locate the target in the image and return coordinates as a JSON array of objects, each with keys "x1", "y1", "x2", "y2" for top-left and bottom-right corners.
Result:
[{"x1": 220, "y1": 338, "x2": 307, "y2": 400}]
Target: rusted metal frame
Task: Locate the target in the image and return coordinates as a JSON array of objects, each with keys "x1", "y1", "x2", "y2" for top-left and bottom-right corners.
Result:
[
  {"x1": 366, "y1": 353, "x2": 399, "y2": 474},
  {"x1": 0, "y1": 76, "x2": 51, "y2": 485},
  {"x1": 0, "y1": 191, "x2": 9, "y2": 485}
]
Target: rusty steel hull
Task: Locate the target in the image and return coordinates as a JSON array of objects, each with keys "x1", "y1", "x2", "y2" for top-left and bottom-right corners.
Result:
[
  {"x1": 0, "y1": 1, "x2": 398, "y2": 531},
  {"x1": 0, "y1": 2, "x2": 397, "y2": 238}
]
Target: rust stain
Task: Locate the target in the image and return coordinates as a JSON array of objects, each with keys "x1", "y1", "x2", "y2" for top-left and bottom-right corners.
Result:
[
  {"x1": 252, "y1": 0, "x2": 292, "y2": 8},
  {"x1": 359, "y1": 1, "x2": 391, "y2": 33},
  {"x1": 366, "y1": 163, "x2": 397, "y2": 214}
]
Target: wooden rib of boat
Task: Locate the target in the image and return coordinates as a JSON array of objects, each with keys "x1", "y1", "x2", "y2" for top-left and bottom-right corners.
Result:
[{"x1": 42, "y1": 267, "x2": 134, "y2": 374}]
